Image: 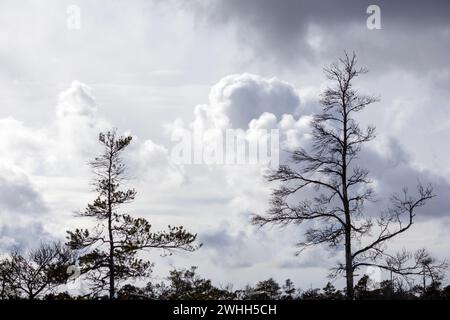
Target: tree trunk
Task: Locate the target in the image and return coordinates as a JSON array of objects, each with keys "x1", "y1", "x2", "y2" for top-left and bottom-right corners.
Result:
[
  {"x1": 345, "y1": 227, "x2": 354, "y2": 299},
  {"x1": 343, "y1": 180, "x2": 354, "y2": 299},
  {"x1": 342, "y1": 103, "x2": 354, "y2": 300},
  {"x1": 107, "y1": 152, "x2": 115, "y2": 300},
  {"x1": 108, "y1": 213, "x2": 114, "y2": 299},
  {"x1": 423, "y1": 271, "x2": 426, "y2": 295}
]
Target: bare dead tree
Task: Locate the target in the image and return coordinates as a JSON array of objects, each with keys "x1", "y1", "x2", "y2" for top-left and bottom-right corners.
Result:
[
  {"x1": 252, "y1": 52, "x2": 445, "y2": 299},
  {"x1": 373, "y1": 248, "x2": 448, "y2": 291}
]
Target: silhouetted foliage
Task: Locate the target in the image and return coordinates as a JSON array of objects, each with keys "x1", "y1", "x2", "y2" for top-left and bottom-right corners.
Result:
[
  {"x1": 153, "y1": 267, "x2": 235, "y2": 300},
  {"x1": 117, "y1": 284, "x2": 148, "y2": 300},
  {"x1": 281, "y1": 279, "x2": 296, "y2": 299},
  {"x1": 0, "y1": 242, "x2": 75, "y2": 299},
  {"x1": 66, "y1": 130, "x2": 199, "y2": 299},
  {"x1": 241, "y1": 278, "x2": 281, "y2": 300},
  {"x1": 322, "y1": 282, "x2": 344, "y2": 300}
]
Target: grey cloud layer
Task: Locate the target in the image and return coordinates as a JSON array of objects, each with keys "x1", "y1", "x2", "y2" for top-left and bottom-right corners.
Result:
[
  {"x1": 0, "y1": 170, "x2": 47, "y2": 215},
  {"x1": 189, "y1": 0, "x2": 450, "y2": 74}
]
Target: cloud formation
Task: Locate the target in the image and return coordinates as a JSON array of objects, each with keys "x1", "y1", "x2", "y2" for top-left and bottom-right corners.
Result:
[
  {"x1": 189, "y1": 0, "x2": 450, "y2": 76},
  {"x1": 1, "y1": 0, "x2": 449, "y2": 287},
  {"x1": 0, "y1": 80, "x2": 186, "y2": 249},
  {"x1": 0, "y1": 165, "x2": 47, "y2": 215},
  {"x1": 207, "y1": 73, "x2": 301, "y2": 128}
]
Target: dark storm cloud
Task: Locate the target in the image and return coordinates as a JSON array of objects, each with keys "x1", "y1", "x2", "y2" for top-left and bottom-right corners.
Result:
[
  {"x1": 200, "y1": 226, "x2": 274, "y2": 268},
  {"x1": 358, "y1": 138, "x2": 450, "y2": 219},
  {"x1": 0, "y1": 174, "x2": 47, "y2": 215},
  {"x1": 0, "y1": 172, "x2": 50, "y2": 252},
  {"x1": 188, "y1": 0, "x2": 450, "y2": 73},
  {"x1": 190, "y1": 0, "x2": 450, "y2": 44},
  {"x1": 200, "y1": 228, "x2": 252, "y2": 268},
  {"x1": 0, "y1": 223, "x2": 53, "y2": 251},
  {"x1": 189, "y1": 0, "x2": 366, "y2": 61}
]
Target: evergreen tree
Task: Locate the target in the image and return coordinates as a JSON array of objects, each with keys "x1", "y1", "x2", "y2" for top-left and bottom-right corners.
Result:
[{"x1": 67, "y1": 130, "x2": 199, "y2": 299}]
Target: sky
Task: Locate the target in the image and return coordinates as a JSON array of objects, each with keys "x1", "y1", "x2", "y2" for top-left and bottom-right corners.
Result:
[{"x1": 0, "y1": 0, "x2": 449, "y2": 291}]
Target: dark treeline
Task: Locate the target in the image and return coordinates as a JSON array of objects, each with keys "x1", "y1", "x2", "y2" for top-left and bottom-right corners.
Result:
[
  {"x1": 2, "y1": 263, "x2": 450, "y2": 300},
  {"x1": 0, "y1": 52, "x2": 448, "y2": 300}
]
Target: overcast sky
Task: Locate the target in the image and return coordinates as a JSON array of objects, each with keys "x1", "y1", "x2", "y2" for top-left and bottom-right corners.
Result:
[{"x1": 1, "y1": 0, "x2": 449, "y2": 290}]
